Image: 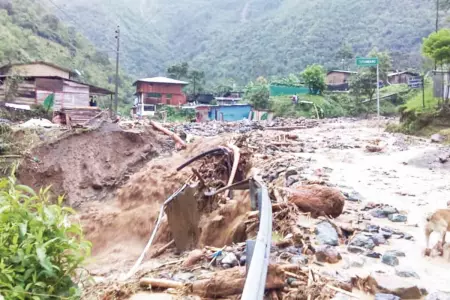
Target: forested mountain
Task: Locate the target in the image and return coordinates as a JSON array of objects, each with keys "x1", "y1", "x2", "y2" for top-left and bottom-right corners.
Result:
[
  {"x1": 0, "y1": 0, "x2": 134, "y2": 106},
  {"x1": 49, "y1": 0, "x2": 437, "y2": 84}
]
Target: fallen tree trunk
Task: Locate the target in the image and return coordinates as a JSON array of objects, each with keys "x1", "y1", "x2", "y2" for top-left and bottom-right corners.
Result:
[
  {"x1": 139, "y1": 278, "x2": 184, "y2": 289},
  {"x1": 150, "y1": 120, "x2": 186, "y2": 150},
  {"x1": 150, "y1": 240, "x2": 175, "y2": 258},
  {"x1": 192, "y1": 264, "x2": 285, "y2": 297}
]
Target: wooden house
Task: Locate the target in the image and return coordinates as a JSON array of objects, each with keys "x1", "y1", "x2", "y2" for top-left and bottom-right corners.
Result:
[
  {"x1": 326, "y1": 70, "x2": 357, "y2": 85},
  {"x1": 0, "y1": 62, "x2": 113, "y2": 124},
  {"x1": 387, "y1": 71, "x2": 419, "y2": 85},
  {"x1": 133, "y1": 77, "x2": 188, "y2": 116}
]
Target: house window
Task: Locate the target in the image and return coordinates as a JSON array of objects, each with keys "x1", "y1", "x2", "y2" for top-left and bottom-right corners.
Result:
[{"x1": 147, "y1": 93, "x2": 161, "y2": 98}]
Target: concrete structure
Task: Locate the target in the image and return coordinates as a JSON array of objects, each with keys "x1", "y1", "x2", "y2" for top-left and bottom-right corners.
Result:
[
  {"x1": 133, "y1": 77, "x2": 188, "y2": 116},
  {"x1": 0, "y1": 61, "x2": 74, "y2": 79},
  {"x1": 326, "y1": 70, "x2": 357, "y2": 86},
  {"x1": 388, "y1": 71, "x2": 419, "y2": 85}
]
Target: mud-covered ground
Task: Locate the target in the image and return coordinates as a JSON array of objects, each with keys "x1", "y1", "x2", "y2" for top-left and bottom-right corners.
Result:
[{"x1": 16, "y1": 118, "x2": 450, "y2": 299}]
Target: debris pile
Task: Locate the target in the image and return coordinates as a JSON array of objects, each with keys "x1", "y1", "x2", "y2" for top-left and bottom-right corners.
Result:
[{"x1": 165, "y1": 117, "x2": 320, "y2": 137}]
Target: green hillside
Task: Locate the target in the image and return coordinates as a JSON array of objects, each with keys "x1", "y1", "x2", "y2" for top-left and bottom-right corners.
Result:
[
  {"x1": 51, "y1": 0, "x2": 437, "y2": 83},
  {"x1": 0, "y1": 0, "x2": 134, "y2": 109}
]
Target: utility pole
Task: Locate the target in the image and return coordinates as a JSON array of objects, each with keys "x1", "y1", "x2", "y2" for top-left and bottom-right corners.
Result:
[{"x1": 114, "y1": 25, "x2": 120, "y2": 117}]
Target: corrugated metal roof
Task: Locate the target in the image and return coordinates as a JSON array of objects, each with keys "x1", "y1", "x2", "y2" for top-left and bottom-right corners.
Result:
[{"x1": 133, "y1": 77, "x2": 189, "y2": 85}]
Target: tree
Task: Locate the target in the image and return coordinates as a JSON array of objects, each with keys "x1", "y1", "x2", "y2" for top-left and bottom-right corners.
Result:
[
  {"x1": 336, "y1": 43, "x2": 354, "y2": 70},
  {"x1": 244, "y1": 76, "x2": 270, "y2": 110},
  {"x1": 366, "y1": 49, "x2": 392, "y2": 83},
  {"x1": 422, "y1": 29, "x2": 450, "y2": 65},
  {"x1": 350, "y1": 71, "x2": 377, "y2": 101},
  {"x1": 423, "y1": 29, "x2": 450, "y2": 103},
  {"x1": 189, "y1": 70, "x2": 205, "y2": 95},
  {"x1": 301, "y1": 64, "x2": 326, "y2": 95},
  {"x1": 167, "y1": 62, "x2": 189, "y2": 79}
]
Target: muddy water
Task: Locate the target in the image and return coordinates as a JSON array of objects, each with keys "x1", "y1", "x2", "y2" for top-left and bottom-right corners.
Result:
[{"x1": 294, "y1": 120, "x2": 450, "y2": 293}]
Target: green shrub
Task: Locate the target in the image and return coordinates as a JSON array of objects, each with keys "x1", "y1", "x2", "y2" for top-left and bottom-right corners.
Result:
[{"x1": 0, "y1": 173, "x2": 91, "y2": 299}]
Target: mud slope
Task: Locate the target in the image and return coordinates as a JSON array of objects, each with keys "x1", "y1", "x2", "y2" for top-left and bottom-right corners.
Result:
[{"x1": 18, "y1": 123, "x2": 173, "y2": 207}]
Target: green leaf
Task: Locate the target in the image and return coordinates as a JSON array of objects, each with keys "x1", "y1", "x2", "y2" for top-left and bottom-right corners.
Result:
[{"x1": 15, "y1": 185, "x2": 37, "y2": 196}]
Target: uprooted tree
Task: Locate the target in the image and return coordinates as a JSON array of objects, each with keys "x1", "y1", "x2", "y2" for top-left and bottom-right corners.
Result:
[{"x1": 0, "y1": 173, "x2": 91, "y2": 299}]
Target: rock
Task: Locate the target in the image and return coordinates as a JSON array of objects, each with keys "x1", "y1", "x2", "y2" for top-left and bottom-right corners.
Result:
[
  {"x1": 315, "y1": 221, "x2": 339, "y2": 246},
  {"x1": 349, "y1": 233, "x2": 375, "y2": 250},
  {"x1": 239, "y1": 255, "x2": 246, "y2": 266},
  {"x1": 439, "y1": 155, "x2": 448, "y2": 163},
  {"x1": 365, "y1": 224, "x2": 380, "y2": 233},
  {"x1": 403, "y1": 233, "x2": 414, "y2": 240},
  {"x1": 370, "y1": 208, "x2": 387, "y2": 218},
  {"x1": 367, "y1": 273, "x2": 422, "y2": 299},
  {"x1": 285, "y1": 167, "x2": 298, "y2": 178},
  {"x1": 385, "y1": 250, "x2": 406, "y2": 257},
  {"x1": 371, "y1": 234, "x2": 387, "y2": 246},
  {"x1": 426, "y1": 291, "x2": 450, "y2": 300},
  {"x1": 346, "y1": 190, "x2": 363, "y2": 202},
  {"x1": 431, "y1": 134, "x2": 444, "y2": 143},
  {"x1": 388, "y1": 214, "x2": 407, "y2": 222},
  {"x1": 173, "y1": 272, "x2": 195, "y2": 282},
  {"x1": 395, "y1": 267, "x2": 420, "y2": 279},
  {"x1": 315, "y1": 245, "x2": 342, "y2": 264},
  {"x1": 366, "y1": 251, "x2": 382, "y2": 258},
  {"x1": 285, "y1": 246, "x2": 302, "y2": 255},
  {"x1": 268, "y1": 172, "x2": 277, "y2": 182},
  {"x1": 375, "y1": 293, "x2": 400, "y2": 300},
  {"x1": 382, "y1": 206, "x2": 398, "y2": 215},
  {"x1": 348, "y1": 245, "x2": 365, "y2": 254},
  {"x1": 349, "y1": 256, "x2": 365, "y2": 268},
  {"x1": 382, "y1": 253, "x2": 400, "y2": 266},
  {"x1": 380, "y1": 230, "x2": 393, "y2": 239},
  {"x1": 286, "y1": 175, "x2": 299, "y2": 187},
  {"x1": 288, "y1": 185, "x2": 345, "y2": 218},
  {"x1": 289, "y1": 255, "x2": 309, "y2": 265},
  {"x1": 222, "y1": 263, "x2": 231, "y2": 269},
  {"x1": 221, "y1": 252, "x2": 238, "y2": 267}
]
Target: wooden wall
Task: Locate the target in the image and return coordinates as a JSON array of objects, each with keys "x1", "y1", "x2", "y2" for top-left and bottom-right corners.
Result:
[{"x1": 0, "y1": 79, "x2": 36, "y2": 105}]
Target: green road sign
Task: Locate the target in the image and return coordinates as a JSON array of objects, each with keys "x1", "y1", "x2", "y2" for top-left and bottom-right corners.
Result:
[{"x1": 356, "y1": 57, "x2": 378, "y2": 67}]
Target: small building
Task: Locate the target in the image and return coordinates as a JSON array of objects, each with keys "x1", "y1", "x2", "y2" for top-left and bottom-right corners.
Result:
[
  {"x1": 133, "y1": 77, "x2": 188, "y2": 116},
  {"x1": 0, "y1": 62, "x2": 113, "y2": 124},
  {"x1": 388, "y1": 71, "x2": 419, "y2": 85},
  {"x1": 194, "y1": 104, "x2": 252, "y2": 122},
  {"x1": 326, "y1": 70, "x2": 357, "y2": 85}
]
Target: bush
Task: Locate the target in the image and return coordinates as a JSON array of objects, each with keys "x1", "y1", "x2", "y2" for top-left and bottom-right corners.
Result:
[{"x1": 0, "y1": 173, "x2": 91, "y2": 299}]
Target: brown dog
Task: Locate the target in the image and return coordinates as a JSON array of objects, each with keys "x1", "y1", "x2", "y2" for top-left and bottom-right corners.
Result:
[{"x1": 425, "y1": 209, "x2": 450, "y2": 255}]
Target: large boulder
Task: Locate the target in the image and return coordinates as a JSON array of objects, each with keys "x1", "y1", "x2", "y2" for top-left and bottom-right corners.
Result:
[
  {"x1": 288, "y1": 185, "x2": 345, "y2": 218},
  {"x1": 315, "y1": 245, "x2": 342, "y2": 264}
]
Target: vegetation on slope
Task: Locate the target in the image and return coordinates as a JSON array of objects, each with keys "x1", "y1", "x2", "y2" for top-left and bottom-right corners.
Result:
[{"x1": 51, "y1": 0, "x2": 437, "y2": 83}]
